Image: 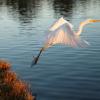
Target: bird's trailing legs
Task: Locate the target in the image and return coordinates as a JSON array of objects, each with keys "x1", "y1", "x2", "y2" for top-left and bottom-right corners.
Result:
[{"x1": 31, "y1": 47, "x2": 44, "y2": 67}]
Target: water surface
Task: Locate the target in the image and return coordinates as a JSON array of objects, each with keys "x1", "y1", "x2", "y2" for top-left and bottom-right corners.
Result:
[{"x1": 0, "y1": 0, "x2": 100, "y2": 100}]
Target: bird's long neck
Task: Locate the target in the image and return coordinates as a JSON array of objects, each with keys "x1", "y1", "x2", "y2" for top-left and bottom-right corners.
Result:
[
  {"x1": 76, "y1": 20, "x2": 89, "y2": 36},
  {"x1": 76, "y1": 23, "x2": 85, "y2": 36}
]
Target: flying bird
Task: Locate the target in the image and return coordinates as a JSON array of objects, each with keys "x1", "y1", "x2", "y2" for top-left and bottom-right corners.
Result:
[{"x1": 31, "y1": 17, "x2": 100, "y2": 66}]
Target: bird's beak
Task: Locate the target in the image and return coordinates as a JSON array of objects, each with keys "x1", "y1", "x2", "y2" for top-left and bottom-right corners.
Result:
[{"x1": 90, "y1": 19, "x2": 100, "y2": 23}]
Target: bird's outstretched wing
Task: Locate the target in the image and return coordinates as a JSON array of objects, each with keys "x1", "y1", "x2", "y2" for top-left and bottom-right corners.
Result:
[
  {"x1": 49, "y1": 17, "x2": 73, "y2": 31},
  {"x1": 44, "y1": 17, "x2": 76, "y2": 48},
  {"x1": 44, "y1": 23, "x2": 74, "y2": 47}
]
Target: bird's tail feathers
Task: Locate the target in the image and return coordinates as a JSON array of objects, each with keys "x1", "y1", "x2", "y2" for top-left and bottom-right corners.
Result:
[
  {"x1": 78, "y1": 39, "x2": 90, "y2": 47},
  {"x1": 68, "y1": 36, "x2": 90, "y2": 48}
]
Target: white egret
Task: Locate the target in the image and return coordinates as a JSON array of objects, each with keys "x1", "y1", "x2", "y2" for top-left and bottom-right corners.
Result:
[{"x1": 31, "y1": 17, "x2": 100, "y2": 66}]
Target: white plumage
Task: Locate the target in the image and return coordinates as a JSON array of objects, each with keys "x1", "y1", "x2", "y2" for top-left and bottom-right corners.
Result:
[{"x1": 43, "y1": 17, "x2": 100, "y2": 49}]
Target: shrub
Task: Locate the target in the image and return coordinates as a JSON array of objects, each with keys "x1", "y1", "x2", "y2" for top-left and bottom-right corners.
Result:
[{"x1": 0, "y1": 60, "x2": 35, "y2": 100}]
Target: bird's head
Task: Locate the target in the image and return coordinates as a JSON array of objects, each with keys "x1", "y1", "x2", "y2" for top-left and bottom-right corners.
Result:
[
  {"x1": 80, "y1": 19, "x2": 100, "y2": 26},
  {"x1": 87, "y1": 19, "x2": 100, "y2": 23}
]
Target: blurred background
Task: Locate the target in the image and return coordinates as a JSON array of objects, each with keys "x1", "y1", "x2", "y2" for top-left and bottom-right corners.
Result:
[{"x1": 0, "y1": 0, "x2": 100, "y2": 100}]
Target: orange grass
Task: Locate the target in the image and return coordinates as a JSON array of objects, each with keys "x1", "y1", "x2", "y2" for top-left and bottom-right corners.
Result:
[
  {"x1": 0, "y1": 60, "x2": 35, "y2": 100},
  {"x1": 12, "y1": 80, "x2": 28, "y2": 94},
  {"x1": 0, "y1": 60, "x2": 11, "y2": 71},
  {"x1": 3, "y1": 71, "x2": 17, "y2": 84},
  {"x1": 26, "y1": 93, "x2": 35, "y2": 100}
]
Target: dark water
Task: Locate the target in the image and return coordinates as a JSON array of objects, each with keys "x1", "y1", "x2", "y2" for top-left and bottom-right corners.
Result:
[{"x1": 0, "y1": 0, "x2": 100, "y2": 100}]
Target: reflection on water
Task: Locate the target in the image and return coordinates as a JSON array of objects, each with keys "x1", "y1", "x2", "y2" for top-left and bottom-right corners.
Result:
[
  {"x1": 53, "y1": 0, "x2": 74, "y2": 18},
  {"x1": 4, "y1": 0, "x2": 41, "y2": 24},
  {"x1": 0, "y1": 0, "x2": 100, "y2": 100}
]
